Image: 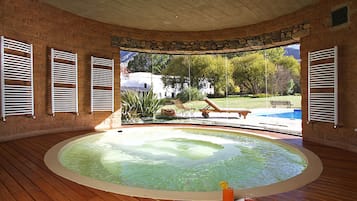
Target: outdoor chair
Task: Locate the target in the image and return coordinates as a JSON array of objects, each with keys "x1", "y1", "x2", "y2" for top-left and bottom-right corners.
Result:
[
  {"x1": 199, "y1": 98, "x2": 251, "y2": 119},
  {"x1": 172, "y1": 99, "x2": 195, "y2": 117}
]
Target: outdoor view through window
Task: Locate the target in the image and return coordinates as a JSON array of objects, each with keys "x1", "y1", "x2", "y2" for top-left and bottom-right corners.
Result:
[{"x1": 120, "y1": 45, "x2": 301, "y2": 135}]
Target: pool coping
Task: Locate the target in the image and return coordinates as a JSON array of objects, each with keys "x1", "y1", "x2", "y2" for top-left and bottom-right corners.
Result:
[
  {"x1": 130, "y1": 108, "x2": 303, "y2": 136},
  {"x1": 44, "y1": 126, "x2": 323, "y2": 201}
]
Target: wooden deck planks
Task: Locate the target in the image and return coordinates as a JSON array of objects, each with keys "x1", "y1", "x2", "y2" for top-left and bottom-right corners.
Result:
[
  {"x1": 0, "y1": 146, "x2": 73, "y2": 201},
  {"x1": 0, "y1": 157, "x2": 53, "y2": 201},
  {"x1": 0, "y1": 127, "x2": 357, "y2": 201},
  {"x1": 0, "y1": 164, "x2": 34, "y2": 201},
  {"x1": 6, "y1": 141, "x2": 109, "y2": 201},
  {"x1": 0, "y1": 181, "x2": 17, "y2": 201}
]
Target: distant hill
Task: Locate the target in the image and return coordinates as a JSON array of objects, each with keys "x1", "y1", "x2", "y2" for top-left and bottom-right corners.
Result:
[
  {"x1": 284, "y1": 47, "x2": 300, "y2": 61},
  {"x1": 120, "y1": 51, "x2": 137, "y2": 65}
]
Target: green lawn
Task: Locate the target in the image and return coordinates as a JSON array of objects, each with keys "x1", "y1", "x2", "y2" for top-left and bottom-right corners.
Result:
[{"x1": 163, "y1": 95, "x2": 301, "y2": 111}]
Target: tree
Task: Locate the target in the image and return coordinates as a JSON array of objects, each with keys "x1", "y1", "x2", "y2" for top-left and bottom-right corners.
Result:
[
  {"x1": 231, "y1": 53, "x2": 276, "y2": 94},
  {"x1": 127, "y1": 53, "x2": 150, "y2": 73},
  {"x1": 161, "y1": 56, "x2": 192, "y2": 90},
  {"x1": 258, "y1": 47, "x2": 285, "y2": 64},
  {"x1": 162, "y1": 55, "x2": 235, "y2": 97},
  {"x1": 161, "y1": 55, "x2": 213, "y2": 90},
  {"x1": 151, "y1": 54, "x2": 171, "y2": 74},
  {"x1": 203, "y1": 55, "x2": 235, "y2": 97},
  {"x1": 275, "y1": 56, "x2": 301, "y2": 94},
  {"x1": 273, "y1": 64, "x2": 293, "y2": 95},
  {"x1": 127, "y1": 53, "x2": 171, "y2": 74}
]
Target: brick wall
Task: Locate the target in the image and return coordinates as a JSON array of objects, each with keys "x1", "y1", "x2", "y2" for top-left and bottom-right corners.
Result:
[
  {"x1": 0, "y1": 0, "x2": 121, "y2": 141},
  {"x1": 1, "y1": 0, "x2": 357, "y2": 153},
  {"x1": 300, "y1": 0, "x2": 357, "y2": 152}
]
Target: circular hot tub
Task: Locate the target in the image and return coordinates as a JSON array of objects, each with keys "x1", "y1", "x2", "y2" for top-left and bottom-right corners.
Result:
[{"x1": 45, "y1": 126, "x2": 322, "y2": 201}]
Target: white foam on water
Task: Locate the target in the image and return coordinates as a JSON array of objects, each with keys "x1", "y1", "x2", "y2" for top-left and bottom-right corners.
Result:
[{"x1": 59, "y1": 127, "x2": 307, "y2": 191}]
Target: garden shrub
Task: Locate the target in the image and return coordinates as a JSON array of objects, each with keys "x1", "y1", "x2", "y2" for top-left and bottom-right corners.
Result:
[
  {"x1": 121, "y1": 89, "x2": 163, "y2": 120},
  {"x1": 176, "y1": 87, "x2": 204, "y2": 103}
]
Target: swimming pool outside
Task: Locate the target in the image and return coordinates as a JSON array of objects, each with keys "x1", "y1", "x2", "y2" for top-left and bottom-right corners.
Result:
[
  {"x1": 121, "y1": 108, "x2": 302, "y2": 136},
  {"x1": 153, "y1": 108, "x2": 302, "y2": 136},
  {"x1": 257, "y1": 109, "x2": 302, "y2": 120}
]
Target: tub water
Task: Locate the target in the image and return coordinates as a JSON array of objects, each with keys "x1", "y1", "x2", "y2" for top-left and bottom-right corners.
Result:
[{"x1": 59, "y1": 127, "x2": 307, "y2": 192}]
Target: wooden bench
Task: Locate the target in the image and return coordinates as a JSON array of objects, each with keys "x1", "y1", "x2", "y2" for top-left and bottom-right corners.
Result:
[{"x1": 270, "y1": 100, "x2": 292, "y2": 108}]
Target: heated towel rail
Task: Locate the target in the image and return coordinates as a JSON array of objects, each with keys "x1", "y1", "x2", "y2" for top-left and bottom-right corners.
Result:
[
  {"x1": 50, "y1": 48, "x2": 78, "y2": 115},
  {"x1": 308, "y1": 46, "x2": 338, "y2": 127},
  {"x1": 91, "y1": 56, "x2": 114, "y2": 112},
  {"x1": 0, "y1": 36, "x2": 34, "y2": 121}
]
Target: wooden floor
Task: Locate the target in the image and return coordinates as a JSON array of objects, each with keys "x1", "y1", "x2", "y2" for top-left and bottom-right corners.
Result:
[{"x1": 1, "y1": 126, "x2": 357, "y2": 201}]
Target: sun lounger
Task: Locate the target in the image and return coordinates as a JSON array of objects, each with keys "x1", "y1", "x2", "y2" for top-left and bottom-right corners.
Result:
[
  {"x1": 173, "y1": 99, "x2": 193, "y2": 110},
  {"x1": 199, "y1": 98, "x2": 251, "y2": 119}
]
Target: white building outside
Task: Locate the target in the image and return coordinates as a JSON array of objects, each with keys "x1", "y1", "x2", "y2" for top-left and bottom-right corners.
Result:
[{"x1": 120, "y1": 72, "x2": 214, "y2": 99}]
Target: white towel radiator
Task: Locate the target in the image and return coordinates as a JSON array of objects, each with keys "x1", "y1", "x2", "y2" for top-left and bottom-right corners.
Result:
[
  {"x1": 308, "y1": 46, "x2": 338, "y2": 127},
  {"x1": 0, "y1": 36, "x2": 34, "y2": 121},
  {"x1": 50, "y1": 48, "x2": 78, "y2": 115},
  {"x1": 91, "y1": 56, "x2": 114, "y2": 112}
]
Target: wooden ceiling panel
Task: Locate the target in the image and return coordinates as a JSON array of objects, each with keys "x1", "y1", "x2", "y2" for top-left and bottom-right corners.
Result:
[{"x1": 40, "y1": 0, "x2": 318, "y2": 31}]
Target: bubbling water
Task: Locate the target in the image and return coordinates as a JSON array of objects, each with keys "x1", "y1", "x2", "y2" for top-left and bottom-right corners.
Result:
[{"x1": 60, "y1": 127, "x2": 306, "y2": 191}]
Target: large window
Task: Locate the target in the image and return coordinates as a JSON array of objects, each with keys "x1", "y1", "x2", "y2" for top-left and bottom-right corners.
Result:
[{"x1": 120, "y1": 45, "x2": 302, "y2": 135}]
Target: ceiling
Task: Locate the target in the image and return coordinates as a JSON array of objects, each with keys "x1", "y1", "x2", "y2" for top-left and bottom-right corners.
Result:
[{"x1": 41, "y1": 0, "x2": 318, "y2": 32}]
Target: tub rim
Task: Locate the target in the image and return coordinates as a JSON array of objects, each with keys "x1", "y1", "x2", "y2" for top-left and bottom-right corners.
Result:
[{"x1": 44, "y1": 125, "x2": 323, "y2": 201}]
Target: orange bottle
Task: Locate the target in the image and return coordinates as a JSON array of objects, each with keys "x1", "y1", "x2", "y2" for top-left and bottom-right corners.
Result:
[
  {"x1": 223, "y1": 187, "x2": 234, "y2": 201},
  {"x1": 220, "y1": 181, "x2": 234, "y2": 201}
]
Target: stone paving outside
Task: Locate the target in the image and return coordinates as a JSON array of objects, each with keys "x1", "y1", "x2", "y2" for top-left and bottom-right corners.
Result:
[{"x1": 160, "y1": 108, "x2": 302, "y2": 136}]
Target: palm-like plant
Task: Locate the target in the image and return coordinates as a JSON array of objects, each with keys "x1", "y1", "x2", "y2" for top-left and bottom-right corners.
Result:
[
  {"x1": 121, "y1": 90, "x2": 140, "y2": 121},
  {"x1": 140, "y1": 89, "x2": 163, "y2": 117},
  {"x1": 121, "y1": 88, "x2": 163, "y2": 121}
]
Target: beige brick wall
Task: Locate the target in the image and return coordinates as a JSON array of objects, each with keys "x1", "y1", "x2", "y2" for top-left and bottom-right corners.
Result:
[
  {"x1": 0, "y1": 0, "x2": 121, "y2": 141},
  {"x1": 301, "y1": 0, "x2": 357, "y2": 152},
  {"x1": 1, "y1": 0, "x2": 357, "y2": 153}
]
